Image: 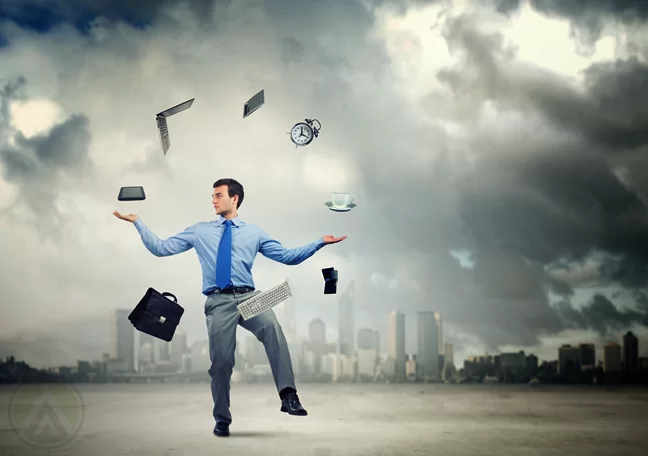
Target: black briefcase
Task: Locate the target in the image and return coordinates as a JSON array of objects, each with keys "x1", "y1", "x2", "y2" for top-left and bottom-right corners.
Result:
[{"x1": 128, "y1": 288, "x2": 184, "y2": 342}]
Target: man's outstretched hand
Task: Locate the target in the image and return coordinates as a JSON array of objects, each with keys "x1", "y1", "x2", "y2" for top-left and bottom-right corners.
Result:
[
  {"x1": 113, "y1": 210, "x2": 139, "y2": 223},
  {"x1": 322, "y1": 235, "x2": 347, "y2": 244}
]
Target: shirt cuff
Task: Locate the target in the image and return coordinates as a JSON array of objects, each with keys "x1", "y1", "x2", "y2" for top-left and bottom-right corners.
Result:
[
  {"x1": 315, "y1": 238, "x2": 326, "y2": 250},
  {"x1": 133, "y1": 218, "x2": 144, "y2": 230}
]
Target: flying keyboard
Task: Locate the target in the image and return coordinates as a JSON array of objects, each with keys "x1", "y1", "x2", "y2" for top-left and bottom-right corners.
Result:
[{"x1": 237, "y1": 281, "x2": 293, "y2": 320}]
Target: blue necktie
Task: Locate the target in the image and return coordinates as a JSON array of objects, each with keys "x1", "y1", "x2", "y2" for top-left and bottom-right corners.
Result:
[{"x1": 215, "y1": 220, "x2": 233, "y2": 289}]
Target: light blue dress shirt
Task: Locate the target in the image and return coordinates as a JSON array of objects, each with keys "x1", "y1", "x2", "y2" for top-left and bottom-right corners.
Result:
[{"x1": 133, "y1": 215, "x2": 326, "y2": 295}]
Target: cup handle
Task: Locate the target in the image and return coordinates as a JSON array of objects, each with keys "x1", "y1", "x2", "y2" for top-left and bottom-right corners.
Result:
[{"x1": 349, "y1": 194, "x2": 355, "y2": 204}]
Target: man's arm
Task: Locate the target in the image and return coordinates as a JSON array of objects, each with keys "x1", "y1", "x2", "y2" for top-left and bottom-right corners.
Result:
[
  {"x1": 133, "y1": 218, "x2": 196, "y2": 257},
  {"x1": 257, "y1": 229, "x2": 326, "y2": 265}
]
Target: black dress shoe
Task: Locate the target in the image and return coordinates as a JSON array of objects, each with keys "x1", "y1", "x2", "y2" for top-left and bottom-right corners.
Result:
[
  {"x1": 213, "y1": 422, "x2": 230, "y2": 437},
  {"x1": 280, "y1": 391, "x2": 308, "y2": 416}
]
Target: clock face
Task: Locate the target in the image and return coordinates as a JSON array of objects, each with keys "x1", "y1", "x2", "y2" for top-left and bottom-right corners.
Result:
[{"x1": 291, "y1": 123, "x2": 312, "y2": 145}]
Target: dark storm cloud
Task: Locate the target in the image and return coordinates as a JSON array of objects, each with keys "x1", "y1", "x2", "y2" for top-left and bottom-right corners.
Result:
[
  {"x1": 440, "y1": 17, "x2": 648, "y2": 151},
  {"x1": 492, "y1": 0, "x2": 521, "y2": 15},
  {"x1": 0, "y1": 77, "x2": 93, "y2": 235},
  {"x1": 557, "y1": 293, "x2": 648, "y2": 337},
  {"x1": 3, "y1": 115, "x2": 92, "y2": 176},
  {"x1": 419, "y1": 12, "x2": 648, "y2": 347},
  {"x1": 580, "y1": 58, "x2": 648, "y2": 149},
  {"x1": 0, "y1": 0, "x2": 218, "y2": 31},
  {"x1": 366, "y1": 0, "x2": 443, "y2": 14},
  {"x1": 491, "y1": 0, "x2": 648, "y2": 46},
  {"x1": 436, "y1": 15, "x2": 648, "y2": 291},
  {"x1": 455, "y1": 249, "x2": 570, "y2": 348},
  {"x1": 266, "y1": 4, "x2": 605, "y2": 351},
  {"x1": 457, "y1": 143, "x2": 647, "y2": 265},
  {"x1": 530, "y1": 0, "x2": 648, "y2": 20},
  {"x1": 0, "y1": 76, "x2": 25, "y2": 121}
]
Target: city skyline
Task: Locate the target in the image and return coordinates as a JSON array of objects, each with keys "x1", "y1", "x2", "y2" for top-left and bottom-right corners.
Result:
[
  {"x1": 2, "y1": 296, "x2": 648, "y2": 370},
  {"x1": 4, "y1": 303, "x2": 646, "y2": 387},
  {"x1": 98, "y1": 284, "x2": 648, "y2": 382}
]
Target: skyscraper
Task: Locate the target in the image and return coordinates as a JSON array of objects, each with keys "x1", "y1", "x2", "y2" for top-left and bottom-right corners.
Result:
[
  {"x1": 604, "y1": 341, "x2": 622, "y2": 372},
  {"x1": 338, "y1": 281, "x2": 355, "y2": 356},
  {"x1": 275, "y1": 278, "x2": 297, "y2": 343},
  {"x1": 443, "y1": 344, "x2": 454, "y2": 367},
  {"x1": 357, "y1": 328, "x2": 380, "y2": 352},
  {"x1": 387, "y1": 310, "x2": 406, "y2": 378},
  {"x1": 434, "y1": 312, "x2": 442, "y2": 355},
  {"x1": 417, "y1": 311, "x2": 441, "y2": 380},
  {"x1": 623, "y1": 331, "x2": 639, "y2": 372},
  {"x1": 170, "y1": 331, "x2": 188, "y2": 371},
  {"x1": 558, "y1": 344, "x2": 580, "y2": 374},
  {"x1": 308, "y1": 318, "x2": 326, "y2": 344},
  {"x1": 111, "y1": 309, "x2": 135, "y2": 373},
  {"x1": 578, "y1": 343, "x2": 595, "y2": 368},
  {"x1": 442, "y1": 344, "x2": 456, "y2": 381}
]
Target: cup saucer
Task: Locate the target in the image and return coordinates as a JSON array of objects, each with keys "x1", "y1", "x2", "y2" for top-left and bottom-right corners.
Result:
[{"x1": 324, "y1": 201, "x2": 356, "y2": 212}]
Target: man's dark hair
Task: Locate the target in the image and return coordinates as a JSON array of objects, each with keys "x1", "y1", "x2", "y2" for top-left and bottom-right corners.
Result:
[{"x1": 213, "y1": 178, "x2": 245, "y2": 209}]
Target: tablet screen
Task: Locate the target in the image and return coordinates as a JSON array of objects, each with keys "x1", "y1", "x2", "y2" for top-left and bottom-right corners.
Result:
[{"x1": 118, "y1": 186, "x2": 146, "y2": 201}]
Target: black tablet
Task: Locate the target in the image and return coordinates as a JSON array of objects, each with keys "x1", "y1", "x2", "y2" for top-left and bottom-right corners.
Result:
[{"x1": 118, "y1": 186, "x2": 146, "y2": 201}]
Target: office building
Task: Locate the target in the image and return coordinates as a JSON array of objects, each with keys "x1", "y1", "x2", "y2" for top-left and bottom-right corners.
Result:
[
  {"x1": 387, "y1": 310, "x2": 406, "y2": 378},
  {"x1": 578, "y1": 343, "x2": 595, "y2": 368},
  {"x1": 417, "y1": 311, "x2": 441, "y2": 379},
  {"x1": 308, "y1": 318, "x2": 326, "y2": 344},
  {"x1": 604, "y1": 341, "x2": 622, "y2": 372},
  {"x1": 500, "y1": 351, "x2": 526, "y2": 372},
  {"x1": 357, "y1": 348, "x2": 379, "y2": 377},
  {"x1": 357, "y1": 328, "x2": 380, "y2": 352},
  {"x1": 558, "y1": 345, "x2": 580, "y2": 374},
  {"x1": 623, "y1": 331, "x2": 639, "y2": 372},
  {"x1": 110, "y1": 309, "x2": 135, "y2": 373},
  {"x1": 338, "y1": 281, "x2": 355, "y2": 356},
  {"x1": 406, "y1": 354, "x2": 417, "y2": 378},
  {"x1": 275, "y1": 286, "x2": 297, "y2": 344},
  {"x1": 169, "y1": 331, "x2": 187, "y2": 371}
]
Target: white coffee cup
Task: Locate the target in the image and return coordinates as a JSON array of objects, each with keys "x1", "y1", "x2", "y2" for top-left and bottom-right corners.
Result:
[{"x1": 331, "y1": 192, "x2": 355, "y2": 208}]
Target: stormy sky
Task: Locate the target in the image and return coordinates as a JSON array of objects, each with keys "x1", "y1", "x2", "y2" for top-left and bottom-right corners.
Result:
[{"x1": 1, "y1": 0, "x2": 648, "y2": 368}]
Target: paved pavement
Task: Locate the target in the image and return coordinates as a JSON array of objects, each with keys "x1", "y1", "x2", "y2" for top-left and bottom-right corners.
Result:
[{"x1": 0, "y1": 383, "x2": 646, "y2": 455}]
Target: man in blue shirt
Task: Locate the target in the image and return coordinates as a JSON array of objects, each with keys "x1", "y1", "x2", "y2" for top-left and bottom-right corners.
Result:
[{"x1": 113, "y1": 178, "x2": 346, "y2": 437}]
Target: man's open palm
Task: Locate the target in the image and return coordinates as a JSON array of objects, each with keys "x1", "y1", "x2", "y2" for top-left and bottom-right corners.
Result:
[
  {"x1": 322, "y1": 235, "x2": 347, "y2": 244},
  {"x1": 113, "y1": 210, "x2": 138, "y2": 223}
]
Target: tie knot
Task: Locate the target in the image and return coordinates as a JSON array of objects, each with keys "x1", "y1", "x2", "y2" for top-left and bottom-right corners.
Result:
[{"x1": 224, "y1": 220, "x2": 233, "y2": 227}]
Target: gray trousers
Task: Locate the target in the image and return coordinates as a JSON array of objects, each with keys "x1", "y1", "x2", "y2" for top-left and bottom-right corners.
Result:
[{"x1": 204, "y1": 290, "x2": 296, "y2": 425}]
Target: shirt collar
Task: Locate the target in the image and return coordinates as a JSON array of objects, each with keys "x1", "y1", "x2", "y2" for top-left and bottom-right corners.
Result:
[{"x1": 215, "y1": 215, "x2": 242, "y2": 227}]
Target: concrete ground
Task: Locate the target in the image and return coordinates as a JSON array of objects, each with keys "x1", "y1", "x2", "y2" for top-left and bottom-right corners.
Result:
[{"x1": 0, "y1": 383, "x2": 646, "y2": 456}]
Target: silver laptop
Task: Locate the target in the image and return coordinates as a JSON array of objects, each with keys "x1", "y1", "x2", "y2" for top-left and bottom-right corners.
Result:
[{"x1": 156, "y1": 98, "x2": 195, "y2": 155}]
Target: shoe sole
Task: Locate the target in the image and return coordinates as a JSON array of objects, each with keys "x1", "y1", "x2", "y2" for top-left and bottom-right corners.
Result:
[{"x1": 214, "y1": 431, "x2": 230, "y2": 437}]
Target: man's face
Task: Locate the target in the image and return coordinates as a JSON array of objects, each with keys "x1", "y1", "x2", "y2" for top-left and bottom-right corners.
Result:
[{"x1": 212, "y1": 185, "x2": 236, "y2": 215}]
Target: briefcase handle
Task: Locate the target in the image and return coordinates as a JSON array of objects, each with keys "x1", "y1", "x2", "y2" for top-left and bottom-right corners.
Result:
[{"x1": 162, "y1": 292, "x2": 177, "y2": 303}]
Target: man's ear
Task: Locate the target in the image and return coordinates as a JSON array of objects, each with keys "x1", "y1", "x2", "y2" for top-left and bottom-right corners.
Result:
[{"x1": 233, "y1": 194, "x2": 239, "y2": 207}]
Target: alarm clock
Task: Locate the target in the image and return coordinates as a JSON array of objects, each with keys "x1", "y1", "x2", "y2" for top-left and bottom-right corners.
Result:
[{"x1": 288, "y1": 118, "x2": 321, "y2": 148}]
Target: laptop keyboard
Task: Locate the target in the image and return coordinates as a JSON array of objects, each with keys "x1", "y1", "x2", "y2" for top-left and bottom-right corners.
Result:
[{"x1": 237, "y1": 281, "x2": 293, "y2": 320}]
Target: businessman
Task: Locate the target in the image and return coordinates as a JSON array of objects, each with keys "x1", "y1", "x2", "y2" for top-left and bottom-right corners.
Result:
[{"x1": 113, "y1": 178, "x2": 346, "y2": 437}]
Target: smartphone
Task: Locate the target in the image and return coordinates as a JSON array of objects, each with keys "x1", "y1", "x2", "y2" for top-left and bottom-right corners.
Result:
[{"x1": 118, "y1": 186, "x2": 146, "y2": 201}]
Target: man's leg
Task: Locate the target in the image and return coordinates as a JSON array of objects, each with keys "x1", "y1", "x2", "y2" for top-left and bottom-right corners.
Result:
[
  {"x1": 237, "y1": 296, "x2": 307, "y2": 415},
  {"x1": 204, "y1": 293, "x2": 240, "y2": 430}
]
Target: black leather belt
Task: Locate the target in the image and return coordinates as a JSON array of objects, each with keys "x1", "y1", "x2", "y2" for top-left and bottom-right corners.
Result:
[{"x1": 216, "y1": 286, "x2": 255, "y2": 294}]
